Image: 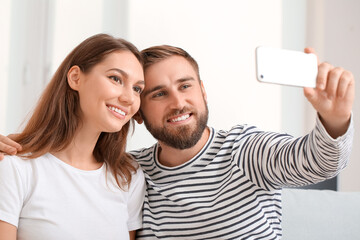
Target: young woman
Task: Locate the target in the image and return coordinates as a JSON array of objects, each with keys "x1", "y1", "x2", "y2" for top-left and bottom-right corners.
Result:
[{"x1": 0, "y1": 34, "x2": 146, "y2": 240}]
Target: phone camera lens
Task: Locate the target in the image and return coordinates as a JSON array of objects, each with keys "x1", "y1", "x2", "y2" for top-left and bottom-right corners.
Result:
[{"x1": 260, "y1": 75, "x2": 264, "y2": 79}]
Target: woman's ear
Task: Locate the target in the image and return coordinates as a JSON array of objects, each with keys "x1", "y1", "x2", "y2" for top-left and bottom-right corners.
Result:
[{"x1": 67, "y1": 66, "x2": 81, "y2": 91}]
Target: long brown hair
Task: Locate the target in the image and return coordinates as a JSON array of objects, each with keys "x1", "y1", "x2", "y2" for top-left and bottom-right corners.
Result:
[{"x1": 14, "y1": 33, "x2": 143, "y2": 189}]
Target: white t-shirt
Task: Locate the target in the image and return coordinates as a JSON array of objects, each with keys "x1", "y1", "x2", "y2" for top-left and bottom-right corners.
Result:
[{"x1": 0, "y1": 153, "x2": 146, "y2": 240}]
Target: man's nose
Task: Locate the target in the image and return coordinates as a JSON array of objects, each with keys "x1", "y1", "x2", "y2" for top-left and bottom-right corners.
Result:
[{"x1": 168, "y1": 92, "x2": 185, "y2": 110}]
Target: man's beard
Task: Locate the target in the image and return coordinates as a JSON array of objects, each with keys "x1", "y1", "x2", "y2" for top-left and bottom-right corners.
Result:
[{"x1": 141, "y1": 105, "x2": 209, "y2": 150}]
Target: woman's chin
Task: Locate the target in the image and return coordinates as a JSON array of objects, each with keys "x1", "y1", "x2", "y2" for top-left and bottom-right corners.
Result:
[{"x1": 103, "y1": 125, "x2": 124, "y2": 134}]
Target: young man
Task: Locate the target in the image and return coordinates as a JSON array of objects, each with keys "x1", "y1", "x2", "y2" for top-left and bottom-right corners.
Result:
[
  {"x1": 0, "y1": 46, "x2": 355, "y2": 239},
  {"x1": 131, "y1": 45, "x2": 354, "y2": 239}
]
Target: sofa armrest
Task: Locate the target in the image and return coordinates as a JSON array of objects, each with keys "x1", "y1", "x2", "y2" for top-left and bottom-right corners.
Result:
[{"x1": 282, "y1": 188, "x2": 360, "y2": 240}]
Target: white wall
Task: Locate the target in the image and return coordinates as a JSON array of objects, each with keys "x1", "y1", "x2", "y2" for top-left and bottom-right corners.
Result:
[
  {"x1": 51, "y1": 0, "x2": 105, "y2": 74},
  {"x1": 327, "y1": 0, "x2": 360, "y2": 192},
  {"x1": 304, "y1": 0, "x2": 360, "y2": 191},
  {"x1": 5, "y1": 0, "x2": 55, "y2": 133},
  {"x1": 306, "y1": 0, "x2": 360, "y2": 191},
  {"x1": 1, "y1": 0, "x2": 359, "y2": 191},
  {"x1": 281, "y1": 0, "x2": 312, "y2": 136},
  {"x1": 0, "y1": 0, "x2": 11, "y2": 134},
  {"x1": 126, "y1": 0, "x2": 284, "y2": 150},
  {"x1": 1, "y1": 0, "x2": 107, "y2": 135}
]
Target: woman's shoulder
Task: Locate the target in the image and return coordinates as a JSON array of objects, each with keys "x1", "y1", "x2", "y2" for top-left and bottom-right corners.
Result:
[
  {"x1": 132, "y1": 165, "x2": 144, "y2": 179},
  {"x1": 0, "y1": 154, "x2": 49, "y2": 172},
  {"x1": 0, "y1": 154, "x2": 28, "y2": 167},
  {"x1": 125, "y1": 166, "x2": 145, "y2": 191},
  {"x1": 0, "y1": 155, "x2": 31, "y2": 182}
]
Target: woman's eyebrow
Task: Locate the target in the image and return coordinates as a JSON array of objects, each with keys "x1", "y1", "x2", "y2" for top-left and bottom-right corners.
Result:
[{"x1": 106, "y1": 68, "x2": 128, "y2": 78}]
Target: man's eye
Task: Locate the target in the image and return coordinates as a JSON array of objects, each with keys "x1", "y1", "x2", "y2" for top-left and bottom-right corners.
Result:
[
  {"x1": 181, "y1": 84, "x2": 190, "y2": 90},
  {"x1": 153, "y1": 92, "x2": 165, "y2": 98},
  {"x1": 109, "y1": 76, "x2": 122, "y2": 84},
  {"x1": 133, "y1": 86, "x2": 143, "y2": 94}
]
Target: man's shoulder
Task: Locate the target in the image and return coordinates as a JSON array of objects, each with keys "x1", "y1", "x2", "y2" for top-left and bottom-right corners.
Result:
[
  {"x1": 214, "y1": 124, "x2": 257, "y2": 137},
  {"x1": 128, "y1": 144, "x2": 157, "y2": 161}
]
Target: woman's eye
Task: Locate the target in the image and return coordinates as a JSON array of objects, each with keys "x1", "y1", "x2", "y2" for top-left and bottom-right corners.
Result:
[
  {"x1": 133, "y1": 86, "x2": 143, "y2": 94},
  {"x1": 109, "y1": 76, "x2": 122, "y2": 84}
]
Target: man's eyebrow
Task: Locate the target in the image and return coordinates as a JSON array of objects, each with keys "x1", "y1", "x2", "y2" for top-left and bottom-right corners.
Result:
[
  {"x1": 142, "y1": 85, "x2": 165, "y2": 97},
  {"x1": 177, "y1": 77, "x2": 195, "y2": 83},
  {"x1": 142, "y1": 77, "x2": 195, "y2": 97}
]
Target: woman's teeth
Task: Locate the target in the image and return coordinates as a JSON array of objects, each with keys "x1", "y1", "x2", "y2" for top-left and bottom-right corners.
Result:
[{"x1": 108, "y1": 106, "x2": 125, "y2": 116}]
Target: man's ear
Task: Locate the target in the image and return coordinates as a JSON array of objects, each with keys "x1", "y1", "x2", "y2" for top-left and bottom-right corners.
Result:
[
  {"x1": 133, "y1": 111, "x2": 144, "y2": 124},
  {"x1": 67, "y1": 66, "x2": 81, "y2": 91},
  {"x1": 200, "y1": 80, "x2": 208, "y2": 103}
]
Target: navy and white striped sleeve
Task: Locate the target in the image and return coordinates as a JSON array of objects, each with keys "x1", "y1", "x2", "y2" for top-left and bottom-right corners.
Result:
[{"x1": 235, "y1": 115, "x2": 354, "y2": 190}]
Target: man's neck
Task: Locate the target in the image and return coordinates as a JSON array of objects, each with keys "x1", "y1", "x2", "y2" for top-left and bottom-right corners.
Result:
[{"x1": 157, "y1": 127, "x2": 210, "y2": 167}]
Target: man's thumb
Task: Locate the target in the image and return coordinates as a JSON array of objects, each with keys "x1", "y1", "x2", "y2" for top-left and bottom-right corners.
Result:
[{"x1": 303, "y1": 87, "x2": 317, "y2": 103}]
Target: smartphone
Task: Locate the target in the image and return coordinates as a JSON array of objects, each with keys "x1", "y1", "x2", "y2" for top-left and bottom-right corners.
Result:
[{"x1": 255, "y1": 46, "x2": 318, "y2": 88}]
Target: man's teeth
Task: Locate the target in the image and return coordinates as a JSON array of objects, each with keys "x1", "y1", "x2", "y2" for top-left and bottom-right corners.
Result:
[
  {"x1": 108, "y1": 106, "x2": 125, "y2": 116},
  {"x1": 170, "y1": 114, "x2": 190, "y2": 122}
]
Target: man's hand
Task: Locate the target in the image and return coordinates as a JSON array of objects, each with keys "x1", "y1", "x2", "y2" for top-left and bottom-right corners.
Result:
[
  {"x1": 0, "y1": 134, "x2": 22, "y2": 160},
  {"x1": 303, "y1": 48, "x2": 355, "y2": 138}
]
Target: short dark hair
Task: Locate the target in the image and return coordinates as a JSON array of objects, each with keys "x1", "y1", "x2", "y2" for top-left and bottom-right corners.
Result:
[{"x1": 141, "y1": 45, "x2": 201, "y2": 81}]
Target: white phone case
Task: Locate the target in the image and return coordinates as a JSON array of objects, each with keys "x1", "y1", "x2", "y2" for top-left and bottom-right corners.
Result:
[{"x1": 255, "y1": 46, "x2": 318, "y2": 88}]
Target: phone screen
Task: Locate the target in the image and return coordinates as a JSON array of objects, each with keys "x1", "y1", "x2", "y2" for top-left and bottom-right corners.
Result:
[{"x1": 255, "y1": 46, "x2": 318, "y2": 88}]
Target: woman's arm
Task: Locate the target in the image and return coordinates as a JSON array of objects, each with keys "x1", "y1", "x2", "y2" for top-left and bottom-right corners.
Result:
[
  {"x1": 129, "y1": 230, "x2": 136, "y2": 240},
  {"x1": 0, "y1": 221, "x2": 16, "y2": 240}
]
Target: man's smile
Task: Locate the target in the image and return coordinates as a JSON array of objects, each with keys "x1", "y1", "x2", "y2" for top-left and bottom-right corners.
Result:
[{"x1": 167, "y1": 113, "x2": 192, "y2": 123}]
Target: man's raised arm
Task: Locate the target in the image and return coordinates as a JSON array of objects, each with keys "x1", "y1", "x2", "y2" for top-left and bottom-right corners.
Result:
[{"x1": 303, "y1": 48, "x2": 354, "y2": 138}]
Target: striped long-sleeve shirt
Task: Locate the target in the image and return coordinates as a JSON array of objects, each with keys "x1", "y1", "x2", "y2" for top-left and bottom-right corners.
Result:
[{"x1": 131, "y1": 116, "x2": 354, "y2": 240}]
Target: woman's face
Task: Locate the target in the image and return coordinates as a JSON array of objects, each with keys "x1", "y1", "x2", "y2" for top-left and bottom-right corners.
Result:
[{"x1": 75, "y1": 50, "x2": 144, "y2": 134}]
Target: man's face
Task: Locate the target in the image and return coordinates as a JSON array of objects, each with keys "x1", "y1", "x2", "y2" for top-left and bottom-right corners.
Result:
[{"x1": 140, "y1": 56, "x2": 208, "y2": 149}]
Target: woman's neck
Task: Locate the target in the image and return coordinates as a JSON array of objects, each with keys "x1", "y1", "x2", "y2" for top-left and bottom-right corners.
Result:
[{"x1": 51, "y1": 125, "x2": 102, "y2": 170}]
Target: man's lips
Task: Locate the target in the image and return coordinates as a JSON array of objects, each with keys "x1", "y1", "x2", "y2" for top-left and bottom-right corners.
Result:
[{"x1": 167, "y1": 113, "x2": 192, "y2": 123}]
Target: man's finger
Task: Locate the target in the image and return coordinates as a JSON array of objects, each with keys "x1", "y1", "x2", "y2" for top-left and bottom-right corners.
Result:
[
  {"x1": 304, "y1": 47, "x2": 315, "y2": 54},
  {"x1": 0, "y1": 142, "x2": 17, "y2": 155},
  {"x1": 337, "y1": 71, "x2": 354, "y2": 98},
  {"x1": 326, "y1": 67, "x2": 344, "y2": 99},
  {"x1": 0, "y1": 134, "x2": 22, "y2": 151},
  {"x1": 304, "y1": 47, "x2": 319, "y2": 65},
  {"x1": 303, "y1": 87, "x2": 317, "y2": 103},
  {"x1": 317, "y1": 62, "x2": 334, "y2": 91}
]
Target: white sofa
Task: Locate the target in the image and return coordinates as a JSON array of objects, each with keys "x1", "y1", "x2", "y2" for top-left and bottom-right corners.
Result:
[{"x1": 282, "y1": 188, "x2": 360, "y2": 240}]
